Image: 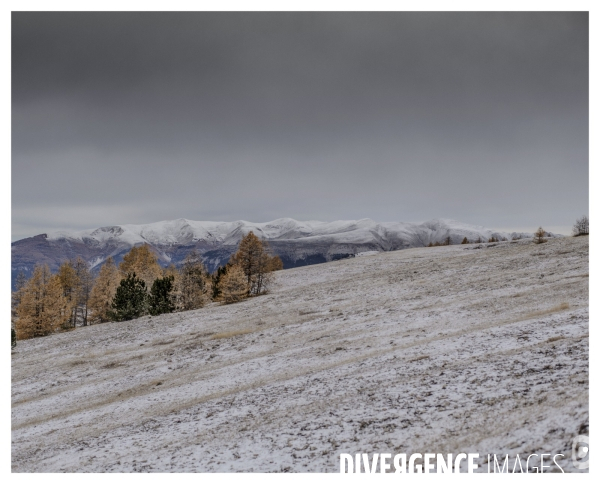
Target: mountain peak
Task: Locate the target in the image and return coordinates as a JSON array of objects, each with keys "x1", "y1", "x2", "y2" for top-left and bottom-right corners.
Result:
[{"x1": 12, "y1": 217, "x2": 561, "y2": 289}]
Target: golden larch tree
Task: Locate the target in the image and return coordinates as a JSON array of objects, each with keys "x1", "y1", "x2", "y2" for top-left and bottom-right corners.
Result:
[
  {"x1": 177, "y1": 251, "x2": 210, "y2": 310},
  {"x1": 88, "y1": 257, "x2": 121, "y2": 323},
  {"x1": 72, "y1": 257, "x2": 94, "y2": 326},
  {"x1": 119, "y1": 244, "x2": 163, "y2": 288},
  {"x1": 57, "y1": 257, "x2": 94, "y2": 327},
  {"x1": 162, "y1": 264, "x2": 182, "y2": 311},
  {"x1": 229, "y1": 231, "x2": 283, "y2": 295},
  {"x1": 16, "y1": 265, "x2": 69, "y2": 339},
  {"x1": 218, "y1": 265, "x2": 249, "y2": 304},
  {"x1": 267, "y1": 255, "x2": 284, "y2": 272},
  {"x1": 11, "y1": 271, "x2": 27, "y2": 326},
  {"x1": 57, "y1": 261, "x2": 78, "y2": 327}
]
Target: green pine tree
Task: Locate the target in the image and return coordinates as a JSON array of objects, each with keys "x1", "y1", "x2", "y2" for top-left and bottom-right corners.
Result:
[
  {"x1": 212, "y1": 265, "x2": 228, "y2": 300},
  {"x1": 109, "y1": 273, "x2": 148, "y2": 321},
  {"x1": 11, "y1": 328, "x2": 16, "y2": 349},
  {"x1": 149, "y1": 276, "x2": 175, "y2": 316}
]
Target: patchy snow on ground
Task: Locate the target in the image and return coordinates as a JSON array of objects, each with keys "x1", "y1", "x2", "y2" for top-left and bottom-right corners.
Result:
[{"x1": 11, "y1": 236, "x2": 588, "y2": 472}]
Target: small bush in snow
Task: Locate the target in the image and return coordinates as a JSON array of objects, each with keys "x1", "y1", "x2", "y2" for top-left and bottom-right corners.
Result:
[
  {"x1": 533, "y1": 227, "x2": 547, "y2": 244},
  {"x1": 572, "y1": 215, "x2": 589, "y2": 237}
]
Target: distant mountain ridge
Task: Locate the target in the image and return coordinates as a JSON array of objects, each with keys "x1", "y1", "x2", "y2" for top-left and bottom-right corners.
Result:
[{"x1": 11, "y1": 217, "x2": 560, "y2": 288}]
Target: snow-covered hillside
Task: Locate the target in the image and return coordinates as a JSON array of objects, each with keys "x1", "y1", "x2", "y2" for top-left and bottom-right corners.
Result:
[
  {"x1": 11, "y1": 236, "x2": 588, "y2": 472},
  {"x1": 11, "y1": 217, "x2": 561, "y2": 288}
]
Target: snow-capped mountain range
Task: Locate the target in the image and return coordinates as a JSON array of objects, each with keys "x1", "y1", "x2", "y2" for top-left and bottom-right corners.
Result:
[{"x1": 11, "y1": 217, "x2": 559, "y2": 288}]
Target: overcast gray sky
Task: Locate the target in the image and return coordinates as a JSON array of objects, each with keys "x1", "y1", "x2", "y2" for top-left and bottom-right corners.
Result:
[{"x1": 12, "y1": 12, "x2": 588, "y2": 240}]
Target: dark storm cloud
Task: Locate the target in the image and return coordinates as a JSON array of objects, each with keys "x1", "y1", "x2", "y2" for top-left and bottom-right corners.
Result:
[{"x1": 12, "y1": 12, "x2": 588, "y2": 239}]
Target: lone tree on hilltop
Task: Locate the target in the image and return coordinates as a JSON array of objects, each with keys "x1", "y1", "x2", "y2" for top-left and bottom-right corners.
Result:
[
  {"x1": 229, "y1": 231, "x2": 283, "y2": 296},
  {"x1": 533, "y1": 227, "x2": 547, "y2": 244},
  {"x1": 110, "y1": 273, "x2": 148, "y2": 321},
  {"x1": 572, "y1": 215, "x2": 589, "y2": 236}
]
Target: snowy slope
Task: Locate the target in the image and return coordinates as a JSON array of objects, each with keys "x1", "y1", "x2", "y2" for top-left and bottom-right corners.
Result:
[{"x1": 11, "y1": 236, "x2": 588, "y2": 472}]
